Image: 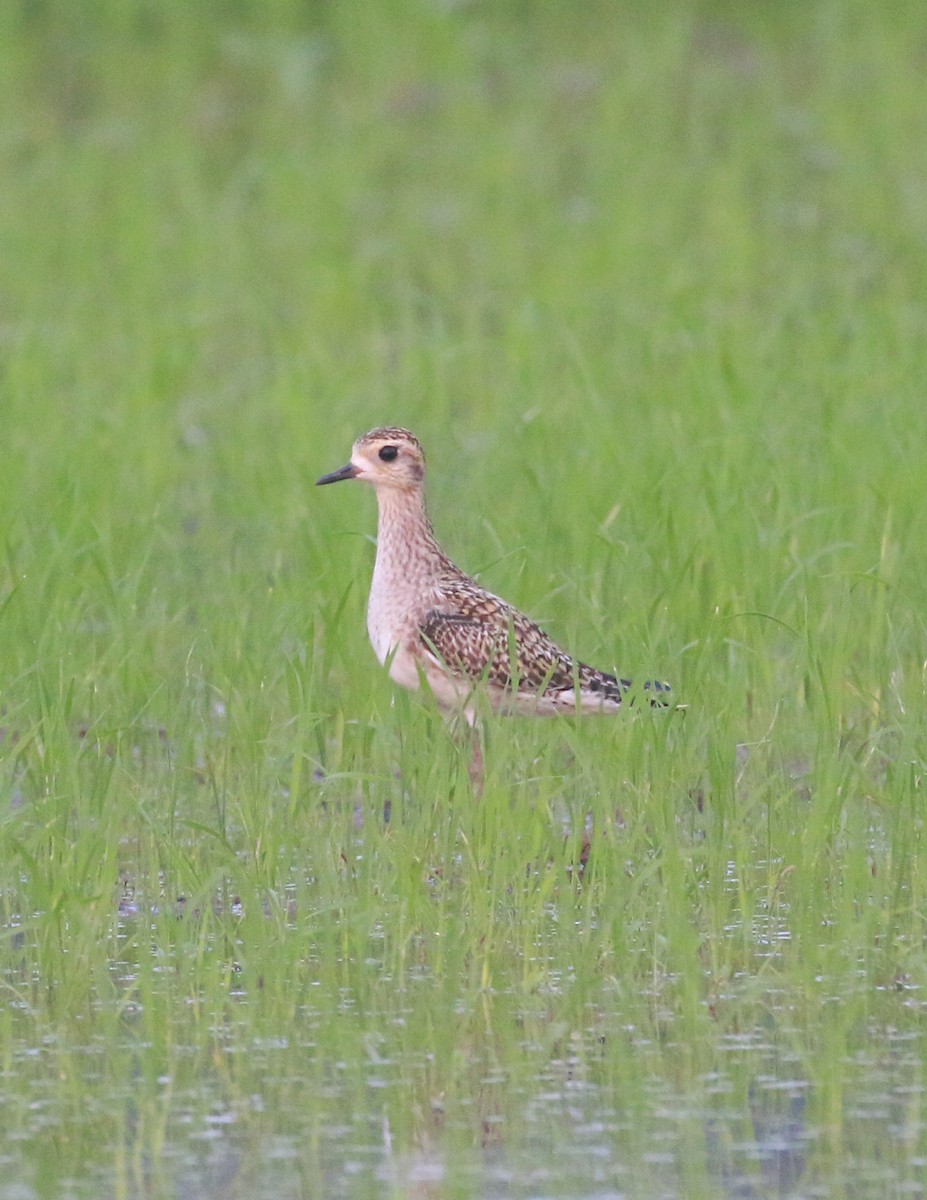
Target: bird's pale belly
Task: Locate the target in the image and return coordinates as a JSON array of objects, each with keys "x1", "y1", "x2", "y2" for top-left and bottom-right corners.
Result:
[{"x1": 366, "y1": 607, "x2": 395, "y2": 667}]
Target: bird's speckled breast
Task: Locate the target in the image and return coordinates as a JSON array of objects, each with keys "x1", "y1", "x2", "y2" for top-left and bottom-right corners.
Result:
[{"x1": 365, "y1": 489, "x2": 447, "y2": 667}]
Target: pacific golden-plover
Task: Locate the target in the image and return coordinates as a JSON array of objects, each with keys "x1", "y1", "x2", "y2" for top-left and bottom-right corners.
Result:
[{"x1": 317, "y1": 427, "x2": 668, "y2": 723}]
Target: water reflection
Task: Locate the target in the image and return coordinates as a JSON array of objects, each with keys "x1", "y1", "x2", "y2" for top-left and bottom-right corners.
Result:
[
  {"x1": 706, "y1": 1073, "x2": 809, "y2": 1198},
  {"x1": 5, "y1": 862, "x2": 926, "y2": 1199},
  {"x1": 6, "y1": 984, "x2": 926, "y2": 1200}
]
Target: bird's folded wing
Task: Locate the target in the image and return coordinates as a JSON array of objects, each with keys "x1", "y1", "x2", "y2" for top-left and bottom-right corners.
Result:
[{"x1": 418, "y1": 604, "x2": 579, "y2": 695}]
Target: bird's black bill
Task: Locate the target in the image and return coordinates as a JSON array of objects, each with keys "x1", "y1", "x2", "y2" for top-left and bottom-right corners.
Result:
[{"x1": 316, "y1": 463, "x2": 359, "y2": 486}]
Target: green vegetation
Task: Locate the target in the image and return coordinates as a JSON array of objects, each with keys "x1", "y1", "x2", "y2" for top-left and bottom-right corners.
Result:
[{"x1": 1, "y1": 1, "x2": 926, "y2": 1195}]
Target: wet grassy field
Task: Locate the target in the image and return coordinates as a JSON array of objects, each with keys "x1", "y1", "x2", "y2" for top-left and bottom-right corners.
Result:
[{"x1": 2, "y1": 1, "x2": 927, "y2": 1196}]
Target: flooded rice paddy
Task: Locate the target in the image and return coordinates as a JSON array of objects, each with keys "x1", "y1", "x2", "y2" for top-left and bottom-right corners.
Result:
[{"x1": 3, "y1": 830, "x2": 924, "y2": 1200}]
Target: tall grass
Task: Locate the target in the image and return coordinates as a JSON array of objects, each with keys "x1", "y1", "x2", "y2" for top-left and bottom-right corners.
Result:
[{"x1": 1, "y1": 0, "x2": 927, "y2": 1195}]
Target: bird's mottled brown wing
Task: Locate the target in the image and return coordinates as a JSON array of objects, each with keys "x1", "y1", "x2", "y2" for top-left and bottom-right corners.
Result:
[
  {"x1": 418, "y1": 581, "x2": 617, "y2": 698},
  {"x1": 419, "y1": 608, "x2": 570, "y2": 694},
  {"x1": 418, "y1": 570, "x2": 651, "y2": 706}
]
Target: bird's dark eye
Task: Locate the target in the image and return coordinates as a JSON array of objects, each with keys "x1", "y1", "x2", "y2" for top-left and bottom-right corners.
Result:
[{"x1": 379, "y1": 445, "x2": 399, "y2": 462}]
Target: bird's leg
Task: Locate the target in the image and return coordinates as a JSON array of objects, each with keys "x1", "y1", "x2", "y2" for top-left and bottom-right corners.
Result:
[
  {"x1": 449, "y1": 711, "x2": 485, "y2": 795},
  {"x1": 467, "y1": 724, "x2": 485, "y2": 795}
]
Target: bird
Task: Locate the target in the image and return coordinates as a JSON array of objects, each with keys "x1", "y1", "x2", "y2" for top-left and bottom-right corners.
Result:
[{"x1": 317, "y1": 427, "x2": 669, "y2": 726}]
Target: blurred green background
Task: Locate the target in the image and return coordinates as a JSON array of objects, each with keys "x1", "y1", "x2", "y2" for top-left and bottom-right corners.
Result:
[{"x1": 2, "y1": 2, "x2": 927, "y2": 1197}]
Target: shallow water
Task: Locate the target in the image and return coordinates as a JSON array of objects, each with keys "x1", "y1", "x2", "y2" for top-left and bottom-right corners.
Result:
[
  {"x1": 3, "y1": 883, "x2": 925, "y2": 1200},
  {"x1": 3, "y1": 1041, "x2": 909, "y2": 1200}
]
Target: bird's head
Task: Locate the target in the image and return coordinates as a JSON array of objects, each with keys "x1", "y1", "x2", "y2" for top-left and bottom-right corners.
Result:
[{"x1": 317, "y1": 427, "x2": 426, "y2": 492}]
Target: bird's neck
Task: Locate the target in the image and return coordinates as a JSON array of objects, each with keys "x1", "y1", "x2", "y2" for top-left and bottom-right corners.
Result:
[{"x1": 373, "y1": 486, "x2": 449, "y2": 586}]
